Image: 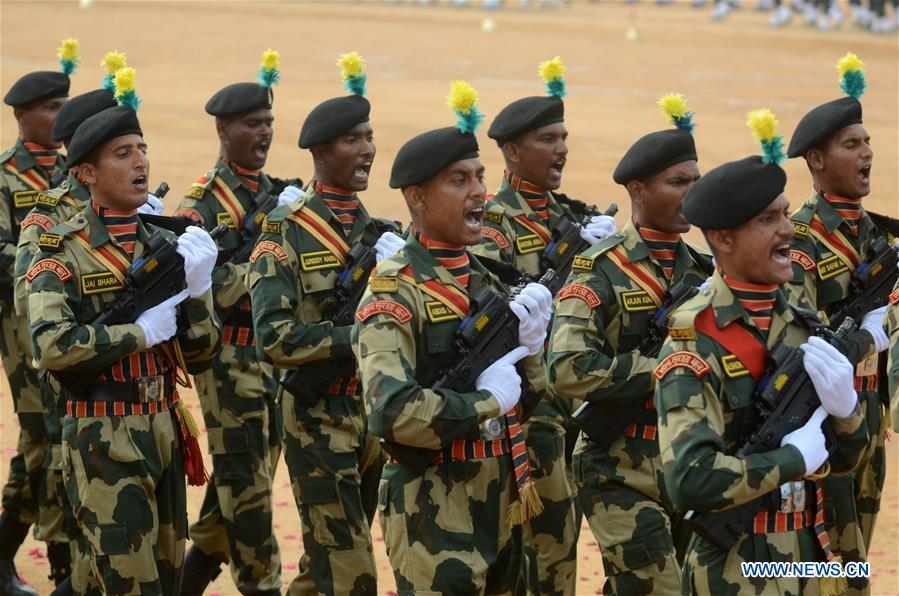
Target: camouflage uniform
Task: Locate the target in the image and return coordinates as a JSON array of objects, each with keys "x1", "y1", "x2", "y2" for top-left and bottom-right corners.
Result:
[
  {"x1": 547, "y1": 220, "x2": 710, "y2": 595},
  {"x1": 174, "y1": 159, "x2": 282, "y2": 593},
  {"x1": 247, "y1": 186, "x2": 394, "y2": 595},
  {"x1": 352, "y1": 234, "x2": 549, "y2": 594},
  {"x1": 470, "y1": 176, "x2": 579, "y2": 594},
  {"x1": 785, "y1": 192, "x2": 885, "y2": 586},
  {"x1": 655, "y1": 272, "x2": 869, "y2": 594},
  {"x1": 888, "y1": 280, "x2": 899, "y2": 430},
  {"x1": 26, "y1": 205, "x2": 221, "y2": 595}
]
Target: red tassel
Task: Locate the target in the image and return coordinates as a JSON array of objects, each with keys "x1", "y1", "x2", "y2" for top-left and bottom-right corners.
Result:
[{"x1": 174, "y1": 403, "x2": 209, "y2": 486}]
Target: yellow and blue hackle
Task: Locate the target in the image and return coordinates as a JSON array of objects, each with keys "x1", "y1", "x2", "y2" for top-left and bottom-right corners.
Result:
[
  {"x1": 836, "y1": 52, "x2": 866, "y2": 100},
  {"x1": 657, "y1": 93, "x2": 695, "y2": 134},
  {"x1": 447, "y1": 80, "x2": 484, "y2": 135},
  {"x1": 746, "y1": 108, "x2": 785, "y2": 165},
  {"x1": 100, "y1": 51, "x2": 128, "y2": 91},
  {"x1": 258, "y1": 48, "x2": 281, "y2": 88},
  {"x1": 338, "y1": 51, "x2": 366, "y2": 96},
  {"x1": 114, "y1": 67, "x2": 141, "y2": 112},
  {"x1": 57, "y1": 38, "x2": 80, "y2": 76},
  {"x1": 538, "y1": 56, "x2": 566, "y2": 98}
]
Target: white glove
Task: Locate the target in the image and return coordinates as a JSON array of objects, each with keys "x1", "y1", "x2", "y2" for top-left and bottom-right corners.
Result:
[
  {"x1": 176, "y1": 226, "x2": 217, "y2": 297},
  {"x1": 137, "y1": 193, "x2": 165, "y2": 216},
  {"x1": 577, "y1": 215, "x2": 617, "y2": 246},
  {"x1": 135, "y1": 290, "x2": 189, "y2": 348},
  {"x1": 475, "y1": 346, "x2": 529, "y2": 415},
  {"x1": 277, "y1": 185, "x2": 303, "y2": 208},
  {"x1": 860, "y1": 305, "x2": 889, "y2": 352},
  {"x1": 699, "y1": 258, "x2": 717, "y2": 292},
  {"x1": 509, "y1": 282, "x2": 553, "y2": 355},
  {"x1": 781, "y1": 406, "x2": 829, "y2": 476},
  {"x1": 374, "y1": 231, "x2": 405, "y2": 263},
  {"x1": 800, "y1": 336, "x2": 857, "y2": 418}
]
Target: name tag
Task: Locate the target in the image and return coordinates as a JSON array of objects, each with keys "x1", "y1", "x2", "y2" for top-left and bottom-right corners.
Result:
[
  {"x1": 621, "y1": 290, "x2": 656, "y2": 312},
  {"x1": 515, "y1": 234, "x2": 545, "y2": 255},
  {"x1": 81, "y1": 272, "x2": 124, "y2": 295},
  {"x1": 817, "y1": 255, "x2": 849, "y2": 280},
  {"x1": 13, "y1": 190, "x2": 38, "y2": 208},
  {"x1": 300, "y1": 250, "x2": 341, "y2": 271},
  {"x1": 425, "y1": 300, "x2": 459, "y2": 323}
]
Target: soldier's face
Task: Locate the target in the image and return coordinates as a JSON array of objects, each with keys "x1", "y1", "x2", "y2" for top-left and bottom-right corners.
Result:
[
  {"x1": 313, "y1": 122, "x2": 375, "y2": 192},
  {"x1": 635, "y1": 160, "x2": 699, "y2": 234},
  {"x1": 16, "y1": 97, "x2": 68, "y2": 148},
  {"x1": 808, "y1": 124, "x2": 872, "y2": 200},
  {"x1": 409, "y1": 158, "x2": 486, "y2": 246},
  {"x1": 80, "y1": 134, "x2": 149, "y2": 210},
  {"x1": 504, "y1": 122, "x2": 568, "y2": 190},
  {"x1": 218, "y1": 108, "x2": 273, "y2": 170}
]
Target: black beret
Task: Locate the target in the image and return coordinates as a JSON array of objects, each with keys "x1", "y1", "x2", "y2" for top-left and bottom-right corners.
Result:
[
  {"x1": 65, "y1": 106, "x2": 143, "y2": 168},
  {"x1": 4, "y1": 71, "x2": 70, "y2": 107},
  {"x1": 787, "y1": 96, "x2": 862, "y2": 158},
  {"x1": 298, "y1": 95, "x2": 371, "y2": 148},
  {"x1": 682, "y1": 156, "x2": 786, "y2": 230},
  {"x1": 51, "y1": 89, "x2": 117, "y2": 143},
  {"x1": 390, "y1": 127, "x2": 479, "y2": 188},
  {"x1": 613, "y1": 129, "x2": 698, "y2": 185},
  {"x1": 487, "y1": 96, "x2": 564, "y2": 144},
  {"x1": 205, "y1": 82, "x2": 272, "y2": 117}
]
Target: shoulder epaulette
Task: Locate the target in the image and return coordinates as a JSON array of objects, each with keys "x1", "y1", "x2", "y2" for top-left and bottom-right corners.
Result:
[
  {"x1": 790, "y1": 203, "x2": 814, "y2": 238},
  {"x1": 581, "y1": 231, "x2": 627, "y2": 264},
  {"x1": 183, "y1": 170, "x2": 217, "y2": 200},
  {"x1": 484, "y1": 202, "x2": 505, "y2": 225},
  {"x1": 0, "y1": 147, "x2": 15, "y2": 164},
  {"x1": 265, "y1": 196, "x2": 306, "y2": 224},
  {"x1": 34, "y1": 183, "x2": 70, "y2": 209},
  {"x1": 37, "y1": 216, "x2": 84, "y2": 251},
  {"x1": 666, "y1": 292, "x2": 710, "y2": 336}
]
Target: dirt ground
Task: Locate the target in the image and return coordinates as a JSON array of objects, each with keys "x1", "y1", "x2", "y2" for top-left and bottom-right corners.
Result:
[{"x1": 2, "y1": 1, "x2": 897, "y2": 594}]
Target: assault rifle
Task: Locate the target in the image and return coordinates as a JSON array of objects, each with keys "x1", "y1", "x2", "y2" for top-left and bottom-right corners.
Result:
[
  {"x1": 215, "y1": 190, "x2": 279, "y2": 266},
  {"x1": 683, "y1": 318, "x2": 855, "y2": 551},
  {"x1": 642, "y1": 281, "x2": 701, "y2": 358},
  {"x1": 541, "y1": 202, "x2": 618, "y2": 293},
  {"x1": 826, "y1": 236, "x2": 899, "y2": 330}
]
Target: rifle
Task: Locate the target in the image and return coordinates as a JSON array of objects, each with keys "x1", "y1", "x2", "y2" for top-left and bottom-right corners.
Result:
[
  {"x1": 215, "y1": 189, "x2": 279, "y2": 266},
  {"x1": 642, "y1": 280, "x2": 701, "y2": 359},
  {"x1": 381, "y1": 269, "x2": 559, "y2": 474},
  {"x1": 826, "y1": 236, "x2": 899, "y2": 330},
  {"x1": 683, "y1": 318, "x2": 855, "y2": 551},
  {"x1": 541, "y1": 202, "x2": 618, "y2": 293}
]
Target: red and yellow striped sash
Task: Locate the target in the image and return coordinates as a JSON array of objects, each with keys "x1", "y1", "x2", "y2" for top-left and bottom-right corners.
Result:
[
  {"x1": 513, "y1": 214, "x2": 552, "y2": 245},
  {"x1": 606, "y1": 247, "x2": 666, "y2": 307},
  {"x1": 3, "y1": 159, "x2": 48, "y2": 192},
  {"x1": 808, "y1": 216, "x2": 861, "y2": 270},
  {"x1": 209, "y1": 177, "x2": 247, "y2": 230},
  {"x1": 397, "y1": 266, "x2": 469, "y2": 320},
  {"x1": 287, "y1": 208, "x2": 350, "y2": 265}
]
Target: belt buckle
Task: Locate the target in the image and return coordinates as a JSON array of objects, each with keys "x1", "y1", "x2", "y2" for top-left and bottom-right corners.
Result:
[
  {"x1": 134, "y1": 376, "x2": 164, "y2": 403},
  {"x1": 480, "y1": 417, "x2": 506, "y2": 441},
  {"x1": 779, "y1": 480, "x2": 806, "y2": 513}
]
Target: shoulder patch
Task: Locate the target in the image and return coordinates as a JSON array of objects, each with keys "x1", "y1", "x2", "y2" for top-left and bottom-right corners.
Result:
[
  {"x1": 789, "y1": 249, "x2": 815, "y2": 272},
  {"x1": 484, "y1": 210, "x2": 503, "y2": 225},
  {"x1": 515, "y1": 233, "x2": 546, "y2": 255},
  {"x1": 653, "y1": 351, "x2": 711, "y2": 380},
  {"x1": 36, "y1": 191, "x2": 61, "y2": 207},
  {"x1": 668, "y1": 327, "x2": 696, "y2": 341},
  {"x1": 370, "y1": 276, "x2": 398, "y2": 293},
  {"x1": 356, "y1": 300, "x2": 413, "y2": 324},
  {"x1": 817, "y1": 254, "x2": 849, "y2": 280},
  {"x1": 425, "y1": 300, "x2": 460, "y2": 322},
  {"x1": 25, "y1": 258, "x2": 72, "y2": 283},
  {"x1": 481, "y1": 227, "x2": 510, "y2": 250},
  {"x1": 558, "y1": 284, "x2": 601, "y2": 308},
  {"x1": 37, "y1": 233, "x2": 62, "y2": 250},
  {"x1": 20, "y1": 213, "x2": 54, "y2": 232},
  {"x1": 13, "y1": 190, "x2": 38, "y2": 209},
  {"x1": 792, "y1": 221, "x2": 809, "y2": 237},
  {"x1": 184, "y1": 185, "x2": 206, "y2": 200},
  {"x1": 261, "y1": 219, "x2": 281, "y2": 234},
  {"x1": 572, "y1": 255, "x2": 595, "y2": 271},
  {"x1": 720, "y1": 354, "x2": 749, "y2": 378},
  {"x1": 173, "y1": 207, "x2": 204, "y2": 224},
  {"x1": 249, "y1": 240, "x2": 288, "y2": 263}
]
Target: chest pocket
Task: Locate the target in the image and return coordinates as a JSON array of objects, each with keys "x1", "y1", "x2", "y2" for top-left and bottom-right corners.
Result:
[
  {"x1": 815, "y1": 252, "x2": 852, "y2": 307},
  {"x1": 420, "y1": 318, "x2": 459, "y2": 386},
  {"x1": 719, "y1": 363, "x2": 758, "y2": 442},
  {"x1": 297, "y1": 265, "x2": 339, "y2": 324},
  {"x1": 617, "y1": 288, "x2": 658, "y2": 349}
]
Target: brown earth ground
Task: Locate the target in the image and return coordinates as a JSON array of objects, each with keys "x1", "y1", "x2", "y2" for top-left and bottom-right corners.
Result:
[{"x1": 2, "y1": 1, "x2": 897, "y2": 594}]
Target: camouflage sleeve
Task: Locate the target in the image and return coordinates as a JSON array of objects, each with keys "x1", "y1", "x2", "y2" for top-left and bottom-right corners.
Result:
[
  {"x1": 825, "y1": 402, "x2": 868, "y2": 476},
  {"x1": 175, "y1": 291, "x2": 221, "y2": 373},
  {"x1": 886, "y1": 291, "x2": 899, "y2": 430},
  {"x1": 352, "y1": 287, "x2": 503, "y2": 449},
  {"x1": 547, "y1": 274, "x2": 656, "y2": 405},
  {"x1": 13, "y1": 222, "x2": 42, "y2": 315},
  {"x1": 654, "y1": 337, "x2": 806, "y2": 512},
  {"x1": 469, "y1": 211, "x2": 514, "y2": 266},
  {"x1": 26, "y1": 249, "x2": 149, "y2": 373},
  {"x1": 0, "y1": 181, "x2": 15, "y2": 289}
]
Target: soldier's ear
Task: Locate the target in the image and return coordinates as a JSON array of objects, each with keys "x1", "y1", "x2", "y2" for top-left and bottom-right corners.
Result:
[
  {"x1": 625, "y1": 180, "x2": 644, "y2": 204},
  {"x1": 78, "y1": 162, "x2": 97, "y2": 186},
  {"x1": 12, "y1": 107, "x2": 24, "y2": 123},
  {"x1": 310, "y1": 145, "x2": 326, "y2": 166},
  {"x1": 805, "y1": 149, "x2": 825, "y2": 173},
  {"x1": 501, "y1": 141, "x2": 520, "y2": 165},
  {"x1": 705, "y1": 229, "x2": 733, "y2": 256},
  {"x1": 215, "y1": 118, "x2": 228, "y2": 142}
]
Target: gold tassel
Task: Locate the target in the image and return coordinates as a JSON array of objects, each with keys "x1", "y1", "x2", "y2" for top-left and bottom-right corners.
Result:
[
  {"x1": 506, "y1": 479, "x2": 545, "y2": 525},
  {"x1": 818, "y1": 555, "x2": 847, "y2": 596},
  {"x1": 175, "y1": 398, "x2": 208, "y2": 486}
]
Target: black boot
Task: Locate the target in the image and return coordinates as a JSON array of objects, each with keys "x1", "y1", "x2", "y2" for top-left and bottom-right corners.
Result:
[
  {"x1": 0, "y1": 511, "x2": 38, "y2": 596},
  {"x1": 46, "y1": 542, "x2": 71, "y2": 588},
  {"x1": 180, "y1": 546, "x2": 224, "y2": 596}
]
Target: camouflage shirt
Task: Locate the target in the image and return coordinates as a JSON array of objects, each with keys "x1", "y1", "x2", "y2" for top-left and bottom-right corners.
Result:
[{"x1": 887, "y1": 282, "x2": 899, "y2": 429}]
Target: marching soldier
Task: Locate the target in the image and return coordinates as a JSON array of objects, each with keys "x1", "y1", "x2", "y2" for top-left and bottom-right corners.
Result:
[
  {"x1": 888, "y1": 281, "x2": 899, "y2": 429},
  {"x1": 784, "y1": 52, "x2": 891, "y2": 587},
  {"x1": 547, "y1": 94, "x2": 712, "y2": 595},
  {"x1": 26, "y1": 72, "x2": 220, "y2": 595},
  {"x1": 247, "y1": 52, "x2": 401, "y2": 595},
  {"x1": 0, "y1": 39, "x2": 75, "y2": 596},
  {"x1": 471, "y1": 57, "x2": 615, "y2": 594},
  {"x1": 175, "y1": 50, "x2": 284, "y2": 596},
  {"x1": 655, "y1": 110, "x2": 868, "y2": 595},
  {"x1": 352, "y1": 81, "x2": 553, "y2": 594}
]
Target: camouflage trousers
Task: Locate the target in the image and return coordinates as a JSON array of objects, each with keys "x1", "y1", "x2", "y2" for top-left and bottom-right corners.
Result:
[
  {"x1": 189, "y1": 344, "x2": 282, "y2": 594},
  {"x1": 854, "y1": 399, "x2": 886, "y2": 553},
  {"x1": 62, "y1": 408, "x2": 188, "y2": 596},
  {"x1": 574, "y1": 433, "x2": 682, "y2": 595},
  {"x1": 378, "y1": 454, "x2": 525, "y2": 595},
  {"x1": 521, "y1": 414, "x2": 577, "y2": 595},
  {"x1": 282, "y1": 387, "x2": 381, "y2": 595}
]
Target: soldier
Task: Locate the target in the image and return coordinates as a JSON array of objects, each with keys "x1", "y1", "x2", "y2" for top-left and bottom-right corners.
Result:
[
  {"x1": 352, "y1": 81, "x2": 552, "y2": 594},
  {"x1": 888, "y1": 282, "x2": 899, "y2": 429},
  {"x1": 547, "y1": 93, "x2": 712, "y2": 595},
  {"x1": 0, "y1": 39, "x2": 75, "y2": 596},
  {"x1": 784, "y1": 52, "x2": 892, "y2": 588},
  {"x1": 175, "y1": 50, "x2": 284, "y2": 596},
  {"x1": 655, "y1": 110, "x2": 869, "y2": 595},
  {"x1": 25, "y1": 70, "x2": 221, "y2": 595},
  {"x1": 247, "y1": 52, "x2": 401, "y2": 595},
  {"x1": 471, "y1": 57, "x2": 614, "y2": 595}
]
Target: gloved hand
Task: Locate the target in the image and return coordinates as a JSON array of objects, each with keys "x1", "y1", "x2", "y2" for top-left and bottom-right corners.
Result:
[
  {"x1": 374, "y1": 231, "x2": 405, "y2": 263},
  {"x1": 277, "y1": 185, "x2": 303, "y2": 208},
  {"x1": 509, "y1": 282, "x2": 553, "y2": 355},
  {"x1": 781, "y1": 406, "x2": 829, "y2": 476},
  {"x1": 135, "y1": 290, "x2": 189, "y2": 348},
  {"x1": 137, "y1": 193, "x2": 165, "y2": 216},
  {"x1": 578, "y1": 214, "x2": 617, "y2": 246},
  {"x1": 800, "y1": 336, "x2": 857, "y2": 418},
  {"x1": 475, "y1": 346, "x2": 529, "y2": 415},
  {"x1": 860, "y1": 305, "x2": 889, "y2": 352},
  {"x1": 176, "y1": 226, "x2": 217, "y2": 297}
]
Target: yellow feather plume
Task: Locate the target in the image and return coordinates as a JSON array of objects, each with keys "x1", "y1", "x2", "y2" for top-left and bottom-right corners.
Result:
[
  {"x1": 337, "y1": 51, "x2": 365, "y2": 80},
  {"x1": 836, "y1": 52, "x2": 865, "y2": 77},
  {"x1": 658, "y1": 93, "x2": 689, "y2": 122},
  {"x1": 447, "y1": 80, "x2": 479, "y2": 115},
  {"x1": 101, "y1": 51, "x2": 128, "y2": 75},
  {"x1": 114, "y1": 67, "x2": 137, "y2": 96},
  {"x1": 746, "y1": 108, "x2": 779, "y2": 143},
  {"x1": 538, "y1": 56, "x2": 566, "y2": 83},
  {"x1": 261, "y1": 49, "x2": 280, "y2": 73},
  {"x1": 57, "y1": 38, "x2": 79, "y2": 63}
]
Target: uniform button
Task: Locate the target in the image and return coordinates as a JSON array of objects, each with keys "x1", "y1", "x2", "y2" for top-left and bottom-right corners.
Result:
[
  {"x1": 703, "y1": 289, "x2": 710, "y2": 296},
  {"x1": 729, "y1": 395, "x2": 739, "y2": 406}
]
